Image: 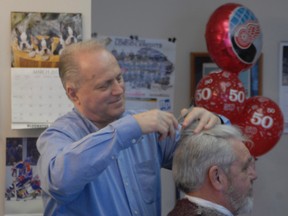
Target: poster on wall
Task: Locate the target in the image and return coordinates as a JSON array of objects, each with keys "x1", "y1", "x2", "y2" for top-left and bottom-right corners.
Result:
[
  {"x1": 99, "y1": 35, "x2": 176, "y2": 112},
  {"x1": 10, "y1": 12, "x2": 82, "y2": 129},
  {"x1": 279, "y1": 42, "x2": 288, "y2": 133},
  {"x1": 5, "y1": 137, "x2": 43, "y2": 215}
]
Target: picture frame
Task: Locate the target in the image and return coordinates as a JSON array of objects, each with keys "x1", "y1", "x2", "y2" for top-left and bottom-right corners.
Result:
[
  {"x1": 190, "y1": 52, "x2": 263, "y2": 102},
  {"x1": 279, "y1": 42, "x2": 288, "y2": 133},
  {"x1": 279, "y1": 42, "x2": 288, "y2": 86}
]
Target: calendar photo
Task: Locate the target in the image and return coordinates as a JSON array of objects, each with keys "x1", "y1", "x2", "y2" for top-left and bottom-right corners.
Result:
[{"x1": 11, "y1": 12, "x2": 82, "y2": 68}]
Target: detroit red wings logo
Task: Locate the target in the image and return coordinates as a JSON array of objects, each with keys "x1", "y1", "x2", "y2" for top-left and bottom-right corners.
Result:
[
  {"x1": 234, "y1": 22, "x2": 261, "y2": 49},
  {"x1": 230, "y1": 21, "x2": 261, "y2": 63}
]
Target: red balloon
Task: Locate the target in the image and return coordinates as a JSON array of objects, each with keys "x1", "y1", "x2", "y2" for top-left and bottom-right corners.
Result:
[
  {"x1": 195, "y1": 70, "x2": 246, "y2": 123},
  {"x1": 236, "y1": 96, "x2": 284, "y2": 157},
  {"x1": 205, "y1": 3, "x2": 263, "y2": 74}
]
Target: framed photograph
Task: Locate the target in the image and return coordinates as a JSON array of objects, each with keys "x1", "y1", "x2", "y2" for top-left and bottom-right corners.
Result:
[
  {"x1": 279, "y1": 42, "x2": 288, "y2": 133},
  {"x1": 190, "y1": 52, "x2": 263, "y2": 102}
]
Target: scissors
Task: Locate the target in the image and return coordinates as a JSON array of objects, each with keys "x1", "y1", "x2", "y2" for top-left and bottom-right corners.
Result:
[{"x1": 177, "y1": 106, "x2": 194, "y2": 128}]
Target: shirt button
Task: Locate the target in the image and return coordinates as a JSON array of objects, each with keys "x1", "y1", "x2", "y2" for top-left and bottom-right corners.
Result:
[
  {"x1": 132, "y1": 139, "x2": 136, "y2": 144},
  {"x1": 134, "y1": 210, "x2": 138, "y2": 215}
]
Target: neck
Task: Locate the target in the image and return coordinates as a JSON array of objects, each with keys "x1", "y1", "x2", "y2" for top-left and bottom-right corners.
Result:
[
  {"x1": 185, "y1": 195, "x2": 234, "y2": 216},
  {"x1": 188, "y1": 190, "x2": 230, "y2": 213},
  {"x1": 90, "y1": 120, "x2": 108, "y2": 129}
]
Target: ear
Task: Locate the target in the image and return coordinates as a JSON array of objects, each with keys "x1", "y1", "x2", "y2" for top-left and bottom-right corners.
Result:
[
  {"x1": 15, "y1": 27, "x2": 21, "y2": 36},
  {"x1": 208, "y1": 165, "x2": 227, "y2": 191},
  {"x1": 66, "y1": 84, "x2": 78, "y2": 103},
  {"x1": 31, "y1": 36, "x2": 39, "y2": 45}
]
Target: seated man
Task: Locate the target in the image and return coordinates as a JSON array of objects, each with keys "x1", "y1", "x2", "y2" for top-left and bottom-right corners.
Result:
[{"x1": 168, "y1": 123, "x2": 257, "y2": 216}]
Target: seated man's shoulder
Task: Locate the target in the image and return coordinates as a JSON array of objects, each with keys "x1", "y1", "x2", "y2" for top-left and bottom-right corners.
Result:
[{"x1": 168, "y1": 198, "x2": 225, "y2": 216}]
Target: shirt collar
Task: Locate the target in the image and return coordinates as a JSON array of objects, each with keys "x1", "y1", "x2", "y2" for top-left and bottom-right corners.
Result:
[{"x1": 184, "y1": 194, "x2": 234, "y2": 216}]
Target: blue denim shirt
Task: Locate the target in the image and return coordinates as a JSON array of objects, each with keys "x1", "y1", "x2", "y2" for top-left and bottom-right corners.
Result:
[
  {"x1": 37, "y1": 108, "x2": 230, "y2": 216},
  {"x1": 37, "y1": 108, "x2": 180, "y2": 216}
]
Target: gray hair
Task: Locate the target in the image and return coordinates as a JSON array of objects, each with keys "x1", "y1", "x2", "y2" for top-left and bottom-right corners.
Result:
[
  {"x1": 172, "y1": 122, "x2": 249, "y2": 194},
  {"x1": 58, "y1": 39, "x2": 107, "y2": 90}
]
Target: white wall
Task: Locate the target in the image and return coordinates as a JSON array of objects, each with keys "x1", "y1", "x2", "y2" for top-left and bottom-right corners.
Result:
[
  {"x1": 0, "y1": 0, "x2": 91, "y2": 215},
  {"x1": 91, "y1": 0, "x2": 288, "y2": 216}
]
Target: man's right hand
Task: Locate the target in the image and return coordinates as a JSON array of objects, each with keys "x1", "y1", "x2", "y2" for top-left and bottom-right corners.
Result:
[{"x1": 133, "y1": 110, "x2": 178, "y2": 141}]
